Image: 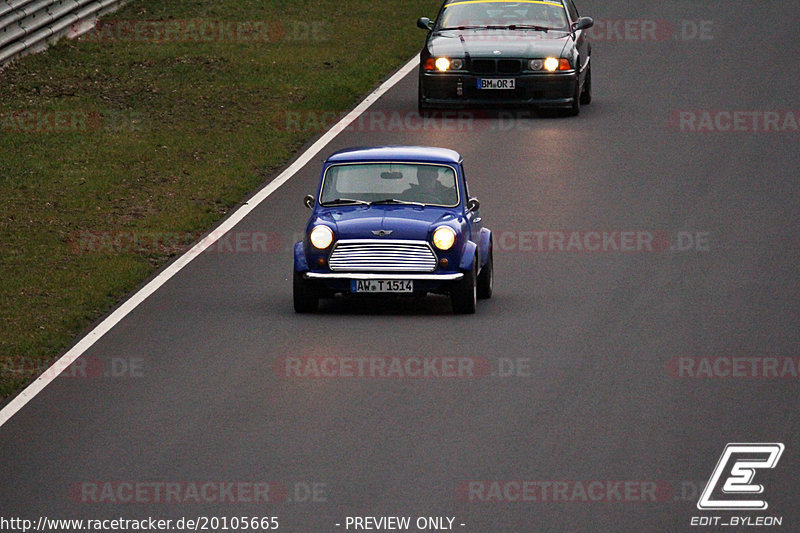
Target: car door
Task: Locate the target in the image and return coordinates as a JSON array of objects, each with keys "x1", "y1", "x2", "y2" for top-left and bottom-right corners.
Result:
[
  {"x1": 461, "y1": 165, "x2": 483, "y2": 264},
  {"x1": 567, "y1": 0, "x2": 590, "y2": 83}
]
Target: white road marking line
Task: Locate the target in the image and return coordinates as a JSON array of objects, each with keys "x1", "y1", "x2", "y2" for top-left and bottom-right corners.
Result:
[{"x1": 0, "y1": 56, "x2": 420, "y2": 428}]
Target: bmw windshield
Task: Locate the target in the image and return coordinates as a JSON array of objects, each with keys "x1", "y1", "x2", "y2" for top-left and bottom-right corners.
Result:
[{"x1": 437, "y1": 1, "x2": 569, "y2": 31}]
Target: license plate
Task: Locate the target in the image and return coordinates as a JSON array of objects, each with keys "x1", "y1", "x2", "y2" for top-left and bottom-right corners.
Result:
[
  {"x1": 477, "y1": 78, "x2": 516, "y2": 90},
  {"x1": 351, "y1": 280, "x2": 414, "y2": 293}
]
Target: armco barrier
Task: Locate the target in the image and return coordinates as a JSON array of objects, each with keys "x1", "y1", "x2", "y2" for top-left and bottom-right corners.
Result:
[{"x1": 0, "y1": 0, "x2": 129, "y2": 67}]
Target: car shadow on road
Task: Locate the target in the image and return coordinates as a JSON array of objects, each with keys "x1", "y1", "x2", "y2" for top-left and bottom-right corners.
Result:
[
  {"x1": 419, "y1": 106, "x2": 596, "y2": 122},
  {"x1": 271, "y1": 294, "x2": 508, "y2": 317},
  {"x1": 316, "y1": 294, "x2": 455, "y2": 315}
]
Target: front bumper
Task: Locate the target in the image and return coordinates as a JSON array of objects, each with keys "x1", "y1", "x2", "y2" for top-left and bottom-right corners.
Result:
[
  {"x1": 301, "y1": 271, "x2": 464, "y2": 295},
  {"x1": 420, "y1": 70, "x2": 577, "y2": 109},
  {"x1": 304, "y1": 272, "x2": 463, "y2": 281}
]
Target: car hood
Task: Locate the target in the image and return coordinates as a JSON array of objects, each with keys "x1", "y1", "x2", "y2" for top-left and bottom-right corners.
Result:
[
  {"x1": 316, "y1": 206, "x2": 458, "y2": 241},
  {"x1": 428, "y1": 30, "x2": 570, "y2": 58}
]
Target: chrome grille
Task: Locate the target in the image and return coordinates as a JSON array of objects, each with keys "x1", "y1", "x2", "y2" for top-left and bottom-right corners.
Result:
[{"x1": 328, "y1": 240, "x2": 437, "y2": 272}]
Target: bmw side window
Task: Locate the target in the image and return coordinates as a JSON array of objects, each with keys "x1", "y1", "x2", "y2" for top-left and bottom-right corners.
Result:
[{"x1": 568, "y1": 0, "x2": 579, "y2": 23}]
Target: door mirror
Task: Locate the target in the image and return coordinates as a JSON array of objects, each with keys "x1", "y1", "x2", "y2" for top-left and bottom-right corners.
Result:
[
  {"x1": 466, "y1": 198, "x2": 480, "y2": 213},
  {"x1": 417, "y1": 17, "x2": 433, "y2": 30},
  {"x1": 573, "y1": 17, "x2": 594, "y2": 31},
  {"x1": 304, "y1": 194, "x2": 315, "y2": 209}
]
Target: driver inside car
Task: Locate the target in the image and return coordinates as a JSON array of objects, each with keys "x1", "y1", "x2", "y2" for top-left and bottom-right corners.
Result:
[{"x1": 404, "y1": 165, "x2": 456, "y2": 205}]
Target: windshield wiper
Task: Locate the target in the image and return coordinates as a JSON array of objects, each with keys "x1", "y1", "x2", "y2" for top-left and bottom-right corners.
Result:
[
  {"x1": 437, "y1": 25, "x2": 492, "y2": 31},
  {"x1": 321, "y1": 198, "x2": 370, "y2": 206},
  {"x1": 370, "y1": 199, "x2": 426, "y2": 207},
  {"x1": 503, "y1": 24, "x2": 554, "y2": 32},
  {"x1": 438, "y1": 24, "x2": 556, "y2": 32}
]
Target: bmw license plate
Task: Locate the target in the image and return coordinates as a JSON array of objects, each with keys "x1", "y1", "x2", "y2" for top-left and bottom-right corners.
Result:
[
  {"x1": 351, "y1": 280, "x2": 413, "y2": 293},
  {"x1": 477, "y1": 78, "x2": 515, "y2": 90}
]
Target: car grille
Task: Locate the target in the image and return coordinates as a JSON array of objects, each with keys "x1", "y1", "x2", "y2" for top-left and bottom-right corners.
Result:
[
  {"x1": 471, "y1": 59, "x2": 496, "y2": 74},
  {"x1": 470, "y1": 59, "x2": 522, "y2": 75},
  {"x1": 328, "y1": 240, "x2": 438, "y2": 272},
  {"x1": 498, "y1": 59, "x2": 522, "y2": 74}
]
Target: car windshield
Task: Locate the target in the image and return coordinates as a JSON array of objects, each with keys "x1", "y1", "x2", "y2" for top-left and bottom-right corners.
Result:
[
  {"x1": 320, "y1": 163, "x2": 459, "y2": 207},
  {"x1": 438, "y1": 1, "x2": 569, "y2": 31}
]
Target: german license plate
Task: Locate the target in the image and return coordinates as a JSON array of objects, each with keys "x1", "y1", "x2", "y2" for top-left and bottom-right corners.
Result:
[
  {"x1": 477, "y1": 78, "x2": 515, "y2": 90},
  {"x1": 351, "y1": 280, "x2": 413, "y2": 293}
]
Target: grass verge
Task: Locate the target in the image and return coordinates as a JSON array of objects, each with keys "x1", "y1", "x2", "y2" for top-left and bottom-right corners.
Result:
[{"x1": 0, "y1": 0, "x2": 442, "y2": 399}]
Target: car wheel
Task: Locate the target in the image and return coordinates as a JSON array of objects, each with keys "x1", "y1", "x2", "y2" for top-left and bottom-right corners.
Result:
[
  {"x1": 580, "y1": 63, "x2": 592, "y2": 105},
  {"x1": 293, "y1": 271, "x2": 318, "y2": 313},
  {"x1": 418, "y1": 98, "x2": 432, "y2": 118},
  {"x1": 451, "y1": 261, "x2": 477, "y2": 314},
  {"x1": 565, "y1": 78, "x2": 581, "y2": 117},
  {"x1": 476, "y1": 246, "x2": 493, "y2": 300},
  {"x1": 418, "y1": 81, "x2": 436, "y2": 117}
]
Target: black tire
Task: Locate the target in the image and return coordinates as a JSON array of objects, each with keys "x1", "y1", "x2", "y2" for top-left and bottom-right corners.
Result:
[
  {"x1": 418, "y1": 81, "x2": 430, "y2": 117},
  {"x1": 451, "y1": 260, "x2": 477, "y2": 314},
  {"x1": 565, "y1": 78, "x2": 581, "y2": 117},
  {"x1": 580, "y1": 63, "x2": 592, "y2": 105},
  {"x1": 418, "y1": 98, "x2": 432, "y2": 118},
  {"x1": 293, "y1": 271, "x2": 318, "y2": 313},
  {"x1": 476, "y1": 246, "x2": 493, "y2": 300}
]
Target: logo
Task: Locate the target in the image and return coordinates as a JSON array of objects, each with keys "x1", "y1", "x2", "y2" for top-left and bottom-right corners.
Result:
[
  {"x1": 697, "y1": 443, "x2": 785, "y2": 510},
  {"x1": 372, "y1": 230, "x2": 393, "y2": 237}
]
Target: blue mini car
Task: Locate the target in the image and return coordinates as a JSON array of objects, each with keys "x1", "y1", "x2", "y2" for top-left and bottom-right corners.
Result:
[{"x1": 293, "y1": 146, "x2": 493, "y2": 314}]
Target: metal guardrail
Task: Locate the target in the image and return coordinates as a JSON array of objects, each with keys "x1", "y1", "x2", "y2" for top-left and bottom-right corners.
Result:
[{"x1": 0, "y1": 0, "x2": 130, "y2": 67}]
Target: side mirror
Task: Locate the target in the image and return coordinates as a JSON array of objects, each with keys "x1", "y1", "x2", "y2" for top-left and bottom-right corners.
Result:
[
  {"x1": 466, "y1": 198, "x2": 480, "y2": 213},
  {"x1": 304, "y1": 194, "x2": 315, "y2": 209},
  {"x1": 417, "y1": 17, "x2": 432, "y2": 30},
  {"x1": 573, "y1": 17, "x2": 594, "y2": 31}
]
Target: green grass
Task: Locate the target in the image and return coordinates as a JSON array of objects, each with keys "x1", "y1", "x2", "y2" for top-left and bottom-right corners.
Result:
[{"x1": 0, "y1": 0, "x2": 442, "y2": 399}]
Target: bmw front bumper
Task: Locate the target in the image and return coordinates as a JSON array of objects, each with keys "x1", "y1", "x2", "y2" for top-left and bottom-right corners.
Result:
[{"x1": 420, "y1": 70, "x2": 577, "y2": 109}]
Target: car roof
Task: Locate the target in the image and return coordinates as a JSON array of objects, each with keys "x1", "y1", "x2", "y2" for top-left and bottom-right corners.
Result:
[{"x1": 326, "y1": 146, "x2": 462, "y2": 165}]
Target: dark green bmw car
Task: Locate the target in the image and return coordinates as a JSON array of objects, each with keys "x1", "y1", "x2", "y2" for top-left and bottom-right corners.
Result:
[{"x1": 417, "y1": 0, "x2": 594, "y2": 116}]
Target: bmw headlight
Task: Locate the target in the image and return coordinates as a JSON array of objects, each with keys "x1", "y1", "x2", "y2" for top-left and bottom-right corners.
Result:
[
  {"x1": 544, "y1": 57, "x2": 560, "y2": 71},
  {"x1": 530, "y1": 58, "x2": 571, "y2": 71},
  {"x1": 425, "y1": 57, "x2": 464, "y2": 72},
  {"x1": 309, "y1": 225, "x2": 334, "y2": 249},
  {"x1": 435, "y1": 57, "x2": 451, "y2": 71},
  {"x1": 431, "y1": 57, "x2": 463, "y2": 71},
  {"x1": 432, "y1": 226, "x2": 456, "y2": 251}
]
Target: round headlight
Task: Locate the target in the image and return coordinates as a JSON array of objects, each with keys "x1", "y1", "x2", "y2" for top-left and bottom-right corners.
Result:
[
  {"x1": 544, "y1": 57, "x2": 560, "y2": 72},
  {"x1": 435, "y1": 57, "x2": 451, "y2": 71},
  {"x1": 432, "y1": 226, "x2": 456, "y2": 251},
  {"x1": 451, "y1": 58, "x2": 464, "y2": 70},
  {"x1": 309, "y1": 225, "x2": 334, "y2": 249},
  {"x1": 529, "y1": 59, "x2": 544, "y2": 71}
]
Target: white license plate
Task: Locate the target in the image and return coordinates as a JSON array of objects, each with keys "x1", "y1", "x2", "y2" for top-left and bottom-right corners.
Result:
[
  {"x1": 477, "y1": 78, "x2": 516, "y2": 90},
  {"x1": 351, "y1": 280, "x2": 414, "y2": 293}
]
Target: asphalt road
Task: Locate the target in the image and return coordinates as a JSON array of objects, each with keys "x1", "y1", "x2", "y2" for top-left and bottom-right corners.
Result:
[{"x1": 2, "y1": 0, "x2": 799, "y2": 531}]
